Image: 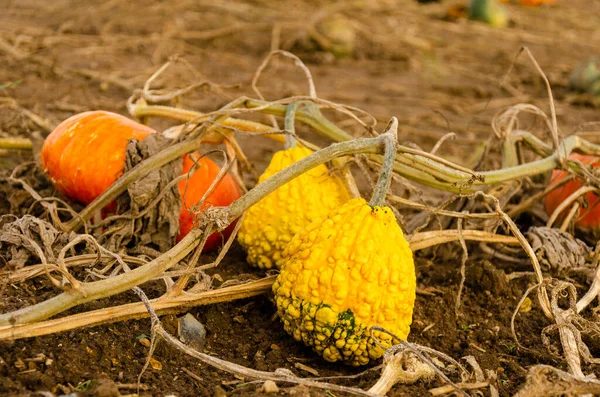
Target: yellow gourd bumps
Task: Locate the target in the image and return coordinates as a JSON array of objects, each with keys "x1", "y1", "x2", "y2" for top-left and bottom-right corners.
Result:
[
  {"x1": 272, "y1": 198, "x2": 416, "y2": 366},
  {"x1": 238, "y1": 146, "x2": 349, "y2": 269}
]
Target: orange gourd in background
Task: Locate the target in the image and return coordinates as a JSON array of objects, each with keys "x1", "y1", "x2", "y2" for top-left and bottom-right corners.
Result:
[{"x1": 545, "y1": 153, "x2": 600, "y2": 230}]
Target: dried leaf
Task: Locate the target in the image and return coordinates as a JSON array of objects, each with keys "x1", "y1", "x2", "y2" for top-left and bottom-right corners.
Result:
[
  {"x1": 101, "y1": 134, "x2": 182, "y2": 252},
  {"x1": 527, "y1": 227, "x2": 592, "y2": 275},
  {"x1": 0, "y1": 214, "x2": 70, "y2": 270}
]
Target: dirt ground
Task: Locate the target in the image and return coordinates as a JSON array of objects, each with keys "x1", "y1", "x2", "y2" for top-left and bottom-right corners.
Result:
[{"x1": 1, "y1": 1, "x2": 600, "y2": 396}]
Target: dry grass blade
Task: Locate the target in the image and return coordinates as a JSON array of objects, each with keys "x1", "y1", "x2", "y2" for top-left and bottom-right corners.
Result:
[
  {"x1": 428, "y1": 382, "x2": 489, "y2": 396},
  {"x1": 576, "y1": 242, "x2": 600, "y2": 313},
  {"x1": 454, "y1": 216, "x2": 469, "y2": 316},
  {"x1": 0, "y1": 137, "x2": 32, "y2": 150},
  {"x1": 407, "y1": 230, "x2": 519, "y2": 251},
  {"x1": 252, "y1": 50, "x2": 318, "y2": 100},
  {"x1": 1, "y1": 254, "x2": 146, "y2": 283}
]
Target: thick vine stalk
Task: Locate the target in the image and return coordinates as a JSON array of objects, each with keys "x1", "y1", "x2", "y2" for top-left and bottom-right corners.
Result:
[{"x1": 0, "y1": 277, "x2": 275, "y2": 340}]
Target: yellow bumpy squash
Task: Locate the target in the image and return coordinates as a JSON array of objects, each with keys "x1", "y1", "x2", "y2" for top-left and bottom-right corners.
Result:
[
  {"x1": 238, "y1": 146, "x2": 349, "y2": 269},
  {"x1": 272, "y1": 197, "x2": 416, "y2": 366}
]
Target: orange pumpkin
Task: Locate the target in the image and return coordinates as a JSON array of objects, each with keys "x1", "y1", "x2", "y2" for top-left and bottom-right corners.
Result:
[
  {"x1": 545, "y1": 153, "x2": 600, "y2": 230},
  {"x1": 41, "y1": 111, "x2": 156, "y2": 205},
  {"x1": 41, "y1": 111, "x2": 241, "y2": 250}
]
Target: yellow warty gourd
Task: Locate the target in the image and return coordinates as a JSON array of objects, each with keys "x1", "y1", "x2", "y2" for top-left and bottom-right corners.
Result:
[
  {"x1": 238, "y1": 146, "x2": 349, "y2": 270},
  {"x1": 272, "y1": 197, "x2": 416, "y2": 366}
]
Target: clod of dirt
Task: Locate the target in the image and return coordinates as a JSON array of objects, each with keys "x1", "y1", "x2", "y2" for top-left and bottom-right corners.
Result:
[
  {"x1": 86, "y1": 378, "x2": 120, "y2": 397},
  {"x1": 102, "y1": 134, "x2": 182, "y2": 252},
  {"x1": 527, "y1": 226, "x2": 592, "y2": 275},
  {"x1": 466, "y1": 260, "x2": 512, "y2": 297}
]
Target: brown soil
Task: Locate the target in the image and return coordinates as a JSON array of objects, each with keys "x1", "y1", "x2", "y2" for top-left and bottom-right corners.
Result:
[{"x1": 1, "y1": 1, "x2": 600, "y2": 396}]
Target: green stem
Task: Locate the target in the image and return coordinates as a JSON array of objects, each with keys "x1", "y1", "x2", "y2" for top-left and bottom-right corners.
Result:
[
  {"x1": 131, "y1": 103, "x2": 285, "y2": 144},
  {"x1": 513, "y1": 130, "x2": 553, "y2": 157},
  {"x1": 502, "y1": 137, "x2": 520, "y2": 168},
  {"x1": 284, "y1": 102, "x2": 299, "y2": 149},
  {"x1": 483, "y1": 136, "x2": 580, "y2": 185},
  {"x1": 369, "y1": 118, "x2": 398, "y2": 207},
  {"x1": 245, "y1": 98, "x2": 351, "y2": 143},
  {"x1": 245, "y1": 99, "x2": 476, "y2": 182}
]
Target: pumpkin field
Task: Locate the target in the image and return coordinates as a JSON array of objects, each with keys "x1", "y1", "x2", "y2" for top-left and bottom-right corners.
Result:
[{"x1": 2, "y1": 1, "x2": 600, "y2": 396}]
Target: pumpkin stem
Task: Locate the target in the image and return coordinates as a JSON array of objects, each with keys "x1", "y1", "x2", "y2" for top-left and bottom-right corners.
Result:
[
  {"x1": 369, "y1": 117, "x2": 398, "y2": 207},
  {"x1": 501, "y1": 135, "x2": 520, "y2": 168},
  {"x1": 284, "y1": 102, "x2": 299, "y2": 149}
]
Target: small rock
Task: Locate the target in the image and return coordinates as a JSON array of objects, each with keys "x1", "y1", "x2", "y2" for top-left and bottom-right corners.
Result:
[
  {"x1": 232, "y1": 315, "x2": 245, "y2": 324},
  {"x1": 178, "y1": 313, "x2": 207, "y2": 350},
  {"x1": 261, "y1": 380, "x2": 279, "y2": 393},
  {"x1": 270, "y1": 344, "x2": 280, "y2": 350}
]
